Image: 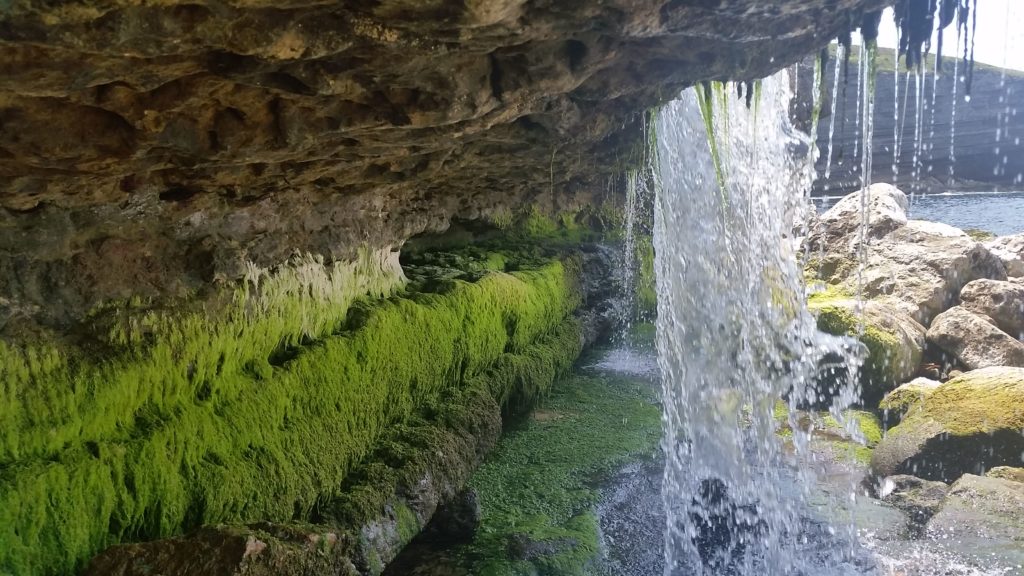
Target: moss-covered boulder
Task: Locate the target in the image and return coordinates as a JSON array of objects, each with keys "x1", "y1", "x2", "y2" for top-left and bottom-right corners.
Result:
[
  {"x1": 878, "y1": 377, "x2": 941, "y2": 422},
  {"x1": 871, "y1": 367, "x2": 1024, "y2": 482},
  {"x1": 808, "y1": 293, "x2": 925, "y2": 404}
]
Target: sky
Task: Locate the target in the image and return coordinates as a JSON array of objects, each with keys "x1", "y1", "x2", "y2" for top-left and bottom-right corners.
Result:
[{"x1": 862, "y1": 1, "x2": 1024, "y2": 71}]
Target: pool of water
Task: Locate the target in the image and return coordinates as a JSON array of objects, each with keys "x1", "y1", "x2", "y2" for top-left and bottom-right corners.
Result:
[{"x1": 814, "y1": 191, "x2": 1024, "y2": 237}]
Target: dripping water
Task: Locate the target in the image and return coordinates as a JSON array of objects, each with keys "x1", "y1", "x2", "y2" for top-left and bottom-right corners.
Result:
[{"x1": 825, "y1": 44, "x2": 847, "y2": 182}]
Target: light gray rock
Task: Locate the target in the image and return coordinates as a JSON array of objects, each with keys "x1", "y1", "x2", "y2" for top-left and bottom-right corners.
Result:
[
  {"x1": 926, "y1": 306, "x2": 1024, "y2": 369},
  {"x1": 858, "y1": 221, "x2": 1007, "y2": 325},
  {"x1": 985, "y1": 234, "x2": 1024, "y2": 277},
  {"x1": 806, "y1": 183, "x2": 909, "y2": 254},
  {"x1": 959, "y1": 278, "x2": 1024, "y2": 339},
  {"x1": 927, "y1": 474, "x2": 1024, "y2": 544},
  {"x1": 987, "y1": 466, "x2": 1024, "y2": 484}
]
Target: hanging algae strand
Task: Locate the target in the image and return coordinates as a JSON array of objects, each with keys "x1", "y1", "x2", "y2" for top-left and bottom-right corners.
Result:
[{"x1": 696, "y1": 81, "x2": 729, "y2": 210}]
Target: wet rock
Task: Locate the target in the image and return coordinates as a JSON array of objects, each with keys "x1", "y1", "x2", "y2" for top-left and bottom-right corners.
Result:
[
  {"x1": 871, "y1": 367, "x2": 1024, "y2": 482},
  {"x1": 926, "y1": 306, "x2": 1024, "y2": 369},
  {"x1": 877, "y1": 475, "x2": 949, "y2": 531},
  {"x1": 426, "y1": 489, "x2": 481, "y2": 542},
  {"x1": 85, "y1": 524, "x2": 359, "y2": 576},
  {"x1": 926, "y1": 474, "x2": 1024, "y2": 544},
  {"x1": 809, "y1": 296, "x2": 925, "y2": 403},
  {"x1": 959, "y1": 278, "x2": 1024, "y2": 339},
  {"x1": 987, "y1": 466, "x2": 1024, "y2": 483},
  {"x1": 878, "y1": 377, "x2": 941, "y2": 421},
  {"x1": 985, "y1": 234, "x2": 1024, "y2": 277}
]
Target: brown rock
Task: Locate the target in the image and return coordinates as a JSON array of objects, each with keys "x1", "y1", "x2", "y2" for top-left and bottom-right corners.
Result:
[{"x1": 0, "y1": 0, "x2": 889, "y2": 326}]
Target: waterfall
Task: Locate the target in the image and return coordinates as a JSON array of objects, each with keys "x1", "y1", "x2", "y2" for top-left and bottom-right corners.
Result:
[{"x1": 655, "y1": 71, "x2": 867, "y2": 576}]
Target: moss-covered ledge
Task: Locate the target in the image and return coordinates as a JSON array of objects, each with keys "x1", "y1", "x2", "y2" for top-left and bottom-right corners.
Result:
[{"x1": 0, "y1": 247, "x2": 591, "y2": 575}]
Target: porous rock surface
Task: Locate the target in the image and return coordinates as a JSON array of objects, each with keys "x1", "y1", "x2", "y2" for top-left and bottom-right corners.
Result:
[
  {"x1": 0, "y1": 0, "x2": 888, "y2": 327},
  {"x1": 926, "y1": 306, "x2": 1024, "y2": 370},
  {"x1": 959, "y1": 278, "x2": 1024, "y2": 339}
]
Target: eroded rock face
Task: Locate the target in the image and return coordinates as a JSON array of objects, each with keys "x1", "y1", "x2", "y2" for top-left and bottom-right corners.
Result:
[{"x1": 0, "y1": 0, "x2": 889, "y2": 327}]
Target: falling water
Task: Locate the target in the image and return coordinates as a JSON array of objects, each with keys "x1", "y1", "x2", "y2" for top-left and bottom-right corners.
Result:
[
  {"x1": 911, "y1": 69, "x2": 925, "y2": 200},
  {"x1": 892, "y1": 20, "x2": 902, "y2": 180},
  {"x1": 949, "y1": 34, "x2": 960, "y2": 178},
  {"x1": 852, "y1": 42, "x2": 866, "y2": 184},
  {"x1": 825, "y1": 44, "x2": 847, "y2": 182},
  {"x1": 655, "y1": 71, "x2": 868, "y2": 576}
]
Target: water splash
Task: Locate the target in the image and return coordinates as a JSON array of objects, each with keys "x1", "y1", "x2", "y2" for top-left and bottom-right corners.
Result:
[{"x1": 655, "y1": 70, "x2": 867, "y2": 576}]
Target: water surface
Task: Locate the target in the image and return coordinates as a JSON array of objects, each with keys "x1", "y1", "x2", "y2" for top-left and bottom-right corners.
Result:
[{"x1": 814, "y1": 191, "x2": 1024, "y2": 236}]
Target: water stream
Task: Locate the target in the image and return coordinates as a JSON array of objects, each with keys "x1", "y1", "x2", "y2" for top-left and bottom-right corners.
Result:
[{"x1": 654, "y1": 71, "x2": 871, "y2": 576}]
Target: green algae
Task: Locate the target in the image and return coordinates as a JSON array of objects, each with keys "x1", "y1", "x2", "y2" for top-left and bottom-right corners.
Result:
[
  {"x1": 0, "y1": 254, "x2": 586, "y2": 576},
  {"x1": 466, "y1": 371, "x2": 661, "y2": 576}
]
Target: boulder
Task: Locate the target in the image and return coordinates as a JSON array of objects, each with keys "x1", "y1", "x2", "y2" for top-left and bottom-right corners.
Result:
[
  {"x1": 926, "y1": 306, "x2": 1024, "y2": 369},
  {"x1": 877, "y1": 474, "x2": 949, "y2": 530},
  {"x1": 858, "y1": 221, "x2": 1007, "y2": 325},
  {"x1": 878, "y1": 377, "x2": 941, "y2": 421},
  {"x1": 926, "y1": 474, "x2": 1024, "y2": 545},
  {"x1": 987, "y1": 467, "x2": 1024, "y2": 484},
  {"x1": 959, "y1": 278, "x2": 1024, "y2": 339},
  {"x1": 808, "y1": 295, "x2": 925, "y2": 403},
  {"x1": 985, "y1": 234, "x2": 1024, "y2": 277},
  {"x1": 806, "y1": 183, "x2": 909, "y2": 252},
  {"x1": 870, "y1": 367, "x2": 1024, "y2": 482}
]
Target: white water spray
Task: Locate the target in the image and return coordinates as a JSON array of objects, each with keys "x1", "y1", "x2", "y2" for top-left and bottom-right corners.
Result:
[{"x1": 655, "y1": 71, "x2": 868, "y2": 576}]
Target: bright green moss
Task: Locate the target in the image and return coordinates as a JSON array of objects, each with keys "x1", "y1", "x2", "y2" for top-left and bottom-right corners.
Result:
[
  {"x1": 0, "y1": 255, "x2": 585, "y2": 575},
  {"x1": 822, "y1": 410, "x2": 883, "y2": 446},
  {"x1": 892, "y1": 368, "x2": 1024, "y2": 438},
  {"x1": 965, "y1": 228, "x2": 996, "y2": 241},
  {"x1": 466, "y1": 372, "x2": 661, "y2": 575},
  {"x1": 808, "y1": 298, "x2": 903, "y2": 391}
]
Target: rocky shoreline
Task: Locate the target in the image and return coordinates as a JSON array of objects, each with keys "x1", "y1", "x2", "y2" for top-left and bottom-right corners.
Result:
[{"x1": 803, "y1": 183, "x2": 1024, "y2": 555}]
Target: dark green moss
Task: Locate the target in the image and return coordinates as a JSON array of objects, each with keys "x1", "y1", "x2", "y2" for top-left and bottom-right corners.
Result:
[{"x1": 465, "y1": 371, "x2": 661, "y2": 575}]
